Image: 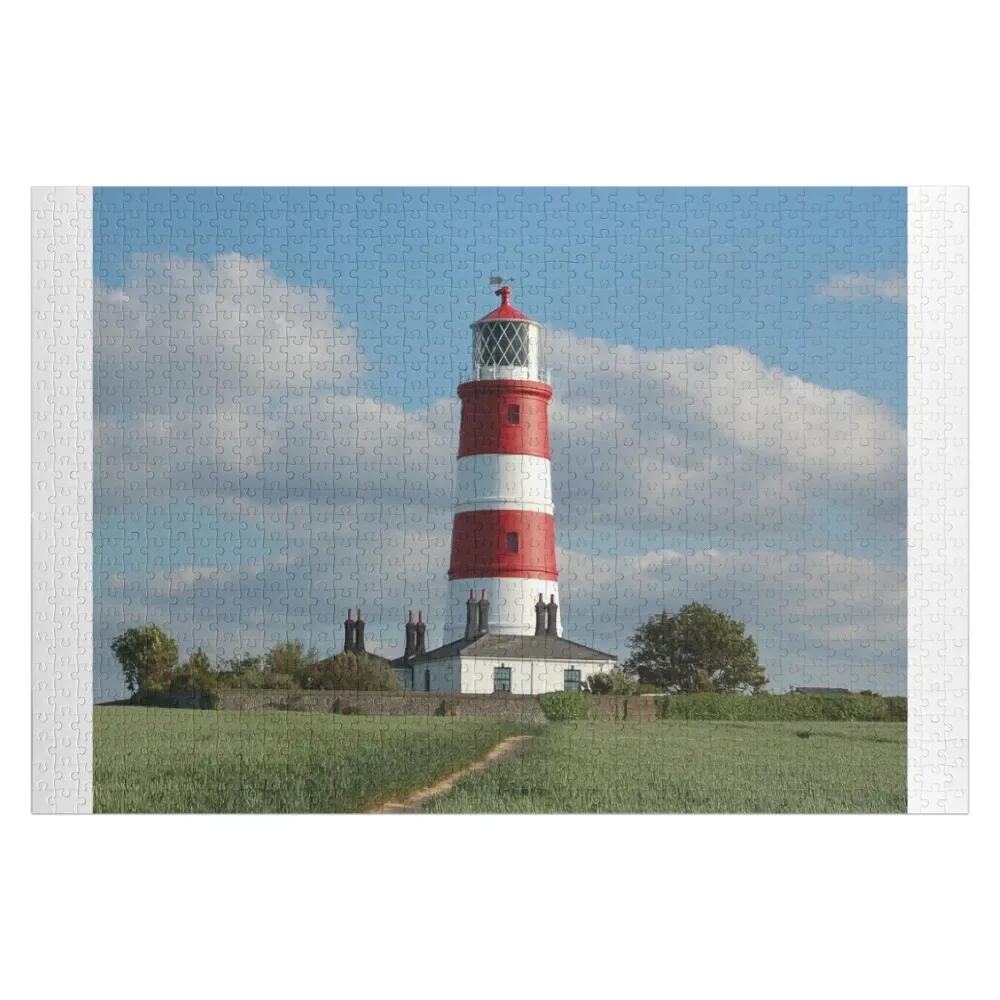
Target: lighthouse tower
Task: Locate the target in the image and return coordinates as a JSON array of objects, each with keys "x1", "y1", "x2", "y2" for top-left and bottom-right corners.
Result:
[
  {"x1": 445, "y1": 284, "x2": 561, "y2": 639},
  {"x1": 391, "y1": 283, "x2": 616, "y2": 694}
]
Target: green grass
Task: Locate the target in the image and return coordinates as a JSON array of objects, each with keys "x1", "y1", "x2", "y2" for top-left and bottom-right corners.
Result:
[
  {"x1": 94, "y1": 706, "x2": 530, "y2": 813},
  {"x1": 424, "y1": 721, "x2": 907, "y2": 813}
]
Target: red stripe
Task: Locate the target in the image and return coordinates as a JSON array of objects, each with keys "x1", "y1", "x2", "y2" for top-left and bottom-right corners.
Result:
[
  {"x1": 457, "y1": 380, "x2": 553, "y2": 459},
  {"x1": 448, "y1": 509, "x2": 558, "y2": 580}
]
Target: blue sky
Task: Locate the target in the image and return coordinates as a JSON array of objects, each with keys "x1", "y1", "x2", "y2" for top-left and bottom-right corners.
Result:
[{"x1": 93, "y1": 187, "x2": 907, "y2": 699}]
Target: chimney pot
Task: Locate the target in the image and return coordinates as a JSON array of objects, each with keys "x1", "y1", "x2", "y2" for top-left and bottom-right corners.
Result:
[
  {"x1": 415, "y1": 612, "x2": 427, "y2": 655},
  {"x1": 344, "y1": 610, "x2": 357, "y2": 653},
  {"x1": 546, "y1": 596, "x2": 558, "y2": 637},
  {"x1": 535, "y1": 594, "x2": 547, "y2": 637},
  {"x1": 466, "y1": 590, "x2": 480, "y2": 640},
  {"x1": 477, "y1": 590, "x2": 490, "y2": 635}
]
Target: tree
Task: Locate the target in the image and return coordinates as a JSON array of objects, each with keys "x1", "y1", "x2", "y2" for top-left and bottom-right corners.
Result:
[
  {"x1": 219, "y1": 653, "x2": 263, "y2": 675},
  {"x1": 298, "y1": 651, "x2": 401, "y2": 692},
  {"x1": 170, "y1": 647, "x2": 217, "y2": 693},
  {"x1": 110, "y1": 625, "x2": 178, "y2": 695},
  {"x1": 265, "y1": 641, "x2": 318, "y2": 677},
  {"x1": 623, "y1": 603, "x2": 767, "y2": 694}
]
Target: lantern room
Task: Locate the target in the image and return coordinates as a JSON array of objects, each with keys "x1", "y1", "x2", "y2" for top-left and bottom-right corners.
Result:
[{"x1": 470, "y1": 285, "x2": 547, "y2": 383}]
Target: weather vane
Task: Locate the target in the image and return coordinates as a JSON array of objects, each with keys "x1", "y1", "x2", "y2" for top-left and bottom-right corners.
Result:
[{"x1": 488, "y1": 275, "x2": 514, "y2": 287}]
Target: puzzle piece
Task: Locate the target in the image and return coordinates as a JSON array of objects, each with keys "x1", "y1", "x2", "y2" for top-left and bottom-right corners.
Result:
[{"x1": 32, "y1": 186, "x2": 968, "y2": 814}]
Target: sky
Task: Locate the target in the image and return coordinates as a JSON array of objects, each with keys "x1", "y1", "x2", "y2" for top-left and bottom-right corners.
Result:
[{"x1": 93, "y1": 187, "x2": 907, "y2": 699}]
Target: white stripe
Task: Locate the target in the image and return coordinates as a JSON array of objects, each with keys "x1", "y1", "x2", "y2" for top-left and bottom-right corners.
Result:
[
  {"x1": 454, "y1": 453, "x2": 554, "y2": 512},
  {"x1": 454, "y1": 498, "x2": 553, "y2": 514},
  {"x1": 446, "y1": 577, "x2": 562, "y2": 640}
]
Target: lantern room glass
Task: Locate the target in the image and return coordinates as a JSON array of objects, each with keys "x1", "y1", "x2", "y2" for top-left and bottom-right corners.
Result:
[{"x1": 474, "y1": 320, "x2": 531, "y2": 368}]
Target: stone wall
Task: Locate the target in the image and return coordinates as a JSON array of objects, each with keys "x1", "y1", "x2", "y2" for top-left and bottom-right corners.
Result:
[{"x1": 213, "y1": 689, "x2": 548, "y2": 723}]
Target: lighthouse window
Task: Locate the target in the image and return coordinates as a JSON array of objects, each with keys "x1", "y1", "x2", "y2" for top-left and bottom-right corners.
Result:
[
  {"x1": 474, "y1": 321, "x2": 530, "y2": 368},
  {"x1": 564, "y1": 668, "x2": 582, "y2": 692},
  {"x1": 507, "y1": 404, "x2": 520, "y2": 424},
  {"x1": 493, "y1": 666, "x2": 512, "y2": 693},
  {"x1": 505, "y1": 532, "x2": 519, "y2": 554}
]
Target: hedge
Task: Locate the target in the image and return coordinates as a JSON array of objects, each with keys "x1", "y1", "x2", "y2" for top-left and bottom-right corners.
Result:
[
  {"x1": 539, "y1": 692, "x2": 594, "y2": 721},
  {"x1": 655, "y1": 693, "x2": 906, "y2": 722}
]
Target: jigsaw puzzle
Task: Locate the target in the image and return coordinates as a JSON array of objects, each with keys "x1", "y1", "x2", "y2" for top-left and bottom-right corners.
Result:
[{"x1": 31, "y1": 186, "x2": 969, "y2": 813}]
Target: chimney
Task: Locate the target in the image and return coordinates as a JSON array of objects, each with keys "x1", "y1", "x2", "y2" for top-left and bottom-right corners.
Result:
[
  {"x1": 344, "y1": 608, "x2": 356, "y2": 653},
  {"x1": 465, "y1": 588, "x2": 479, "y2": 641},
  {"x1": 355, "y1": 607, "x2": 366, "y2": 654},
  {"x1": 535, "y1": 593, "x2": 547, "y2": 637},
  {"x1": 404, "y1": 610, "x2": 416, "y2": 661},
  {"x1": 546, "y1": 594, "x2": 558, "y2": 637},
  {"x1": 416, "y1": 611, "x2": 427, "y2": 655},
  {"x1": 478, "y1": 588, "x2": 490, "y2": 634}
]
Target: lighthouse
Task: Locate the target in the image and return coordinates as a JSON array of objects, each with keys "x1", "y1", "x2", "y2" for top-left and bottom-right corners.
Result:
[
  {"x1": 446, "y1": 283, "x2": 561, "y2": 639},
  {"x1": 391, "y1": 283, "x2": 617, "y2": 694}
]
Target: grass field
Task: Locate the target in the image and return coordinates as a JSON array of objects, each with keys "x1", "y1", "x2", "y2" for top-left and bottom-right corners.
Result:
[
  {"x1": 424, "y1": 721, "x2": 907, "y2": 813},
  {"x1": 93, "y1": 706, "x2": 530, "y2": 813},
  {"x1": 94, "y1": 708, "x2": 906, "y2": 813}
]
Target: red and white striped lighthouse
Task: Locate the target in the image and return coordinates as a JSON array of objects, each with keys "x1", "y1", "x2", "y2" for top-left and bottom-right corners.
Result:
[{"x1": 446, "y1": 284, "x2": 561, "y2": 638}]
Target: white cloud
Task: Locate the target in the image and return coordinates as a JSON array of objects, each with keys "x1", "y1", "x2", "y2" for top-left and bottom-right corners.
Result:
[
  {"x1": 815, "y1": 270, "x2": 906, "y2": 303},
  {"x1": 547, "y1": 331, "x2": 905, "y2": 541}
]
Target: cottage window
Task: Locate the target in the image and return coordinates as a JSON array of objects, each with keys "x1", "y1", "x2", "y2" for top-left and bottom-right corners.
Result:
[
  {"x1": 564, "y1": 668, "x2": 581, "y2": 692},
  {"x1": 493, "y1": 665, "x2": 512, "y2": 693}
]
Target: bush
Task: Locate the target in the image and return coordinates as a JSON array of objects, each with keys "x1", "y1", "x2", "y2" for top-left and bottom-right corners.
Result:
[
  {"x1": 298, "y1": 652, "x2": 400, "y2": 692},
  {"x1": 883, "y1": 696, "x2": 907, "y2": 721},
  {"x1": 539, "y1": 692, "x2": 593, "y2": 721},
  {"x1": 654, "y1": 693, "x2": 907, "y2": 722},
  {"x1": 266, "y1": 641, "x2": 318, "y2": 676},
  {"x1": 584, "y1": 670, "x2": 639, "y2": 695},
  {"x1": 634, "y1": 683, "x2": 662, "y2": 695},
  {"x1": 170, "y1": 648, "x2": 218, "y2": 694},
  {"x1": 215, "y1": 669, "x2": 299, "y2": 690}
]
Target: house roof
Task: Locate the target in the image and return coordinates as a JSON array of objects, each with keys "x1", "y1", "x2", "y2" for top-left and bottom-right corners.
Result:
[{"x1": 392, "y1": 632, "x2": 617, "y2": 668}]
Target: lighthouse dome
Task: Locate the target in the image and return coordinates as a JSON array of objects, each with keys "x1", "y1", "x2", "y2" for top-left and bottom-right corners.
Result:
[{"x1": 469, "y1": 285, "x2": 547, "y2": 383}]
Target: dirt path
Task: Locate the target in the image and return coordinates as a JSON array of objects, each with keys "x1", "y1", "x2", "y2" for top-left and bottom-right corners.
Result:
[{"x1": 370, "y1": 734, "x2": 533, "y2": 814}]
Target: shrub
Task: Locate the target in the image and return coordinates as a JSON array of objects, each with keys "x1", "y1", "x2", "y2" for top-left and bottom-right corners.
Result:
[
  {"x1": 539, "y1": 692, "x2": 593, "y2": 721},
  {"x1": 215, "y1": 669, "x2": 298, "y2": 690},
  {"x1": 299, "y1": 652, "x2": 400, "y2": 692},
  {"x1": 883, "y1": 696, "x2": 907, "y2": 721},
  {"x1": 266, "y1": 641, "x2": 319, "y2": 676},
  {"x1": 654, "y1": 693, "x2": 906, "y2": 722},
  {"x1": 170, "y1": 648, "x2": 218, "y2": 695},
  {"x1": 219, "y1": 653, "x2": 263, "y2": 674},
  {"x1": 584, "y1": 670, "x2": 639, "y2": 695}
]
